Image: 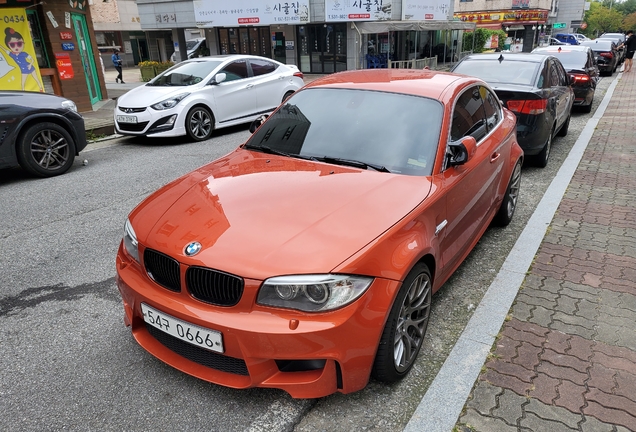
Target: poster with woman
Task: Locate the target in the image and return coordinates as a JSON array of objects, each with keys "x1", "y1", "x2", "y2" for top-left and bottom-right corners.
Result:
[{"x1": 0, "y1": 8, "x2": 44, "y2": 92}]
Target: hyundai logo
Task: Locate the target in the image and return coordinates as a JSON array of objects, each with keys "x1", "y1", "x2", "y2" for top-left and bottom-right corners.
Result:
[{"x1": 184, "y1": 242, "x2": 202, "y2": 256}]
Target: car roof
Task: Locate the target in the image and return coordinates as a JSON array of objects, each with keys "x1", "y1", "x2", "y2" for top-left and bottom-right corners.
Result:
[
  {"x1": 302, "y1": 69, "x2": 480, "y2": 101},
  {"x1": 461, "y1": 52, "x2": 548, "y2": 63},
  {"x1": 533, "y1": 45, "x2": 590, "y2": 53},
  {"x1": 581, "y1": 40, "x2": 615, "y2": 48},
  {"x1": 182, "y1": 54, "x2": 278, "y2": 63}
]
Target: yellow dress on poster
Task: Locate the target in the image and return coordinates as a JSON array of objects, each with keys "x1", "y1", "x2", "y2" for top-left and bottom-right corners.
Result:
[{"x1": 0, "y1": 9, "x2": 44, "y2": 92}]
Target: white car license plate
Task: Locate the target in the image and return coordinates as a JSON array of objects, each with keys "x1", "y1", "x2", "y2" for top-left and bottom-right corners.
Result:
[
  {"x1": 116, "y1": 115, "x2": 138, "y2": 124},
  {"x1": 141, "y1": 303, "x2": 224, "y2": 353}
]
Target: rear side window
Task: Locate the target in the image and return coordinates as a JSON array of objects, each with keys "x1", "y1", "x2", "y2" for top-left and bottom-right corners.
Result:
[
  {"x1": 221, "y1": 60, "x2": 249, "y2": 81},
  {"x1": 250, "y1": 59, "x2": 278, "y2": 76}
]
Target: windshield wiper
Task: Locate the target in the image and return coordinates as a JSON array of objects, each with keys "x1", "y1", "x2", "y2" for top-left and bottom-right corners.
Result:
[
  {"x1": 244, "y1": 145, "x2": 315, "y2": 161},
  {"x1": 313, "y1": 156, "x2": 391, "y2": 173}
]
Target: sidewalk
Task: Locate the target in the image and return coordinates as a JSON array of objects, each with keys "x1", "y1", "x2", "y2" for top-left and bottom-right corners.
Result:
[
  {"x1": 82, "y1": 67, "x2": 323, "y2": 137},
  {"x1": 406, "y1": 68, "x2": 636, "y2": 431}
]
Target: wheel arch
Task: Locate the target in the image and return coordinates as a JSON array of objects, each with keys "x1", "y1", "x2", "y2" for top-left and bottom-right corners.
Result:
[
  {"x1": 15, "y1": 114, "x2": 79, "y2": 155},
  {"x1": 186, "y1": 103, "x2": 216, "y2": 128}
]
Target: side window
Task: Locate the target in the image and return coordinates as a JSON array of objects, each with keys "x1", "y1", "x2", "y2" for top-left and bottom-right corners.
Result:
[
  {"x1": 482, "y1": 87, "x2": 501, "y2": 132},
  {"x1": 450, "y1": 86, "x2": 487, "y2": 142},
  {"x1": 556, "y1": 63, "x2": 568, "y2": 86},
  {"x1": 221, "y1": 60, "x2": 249, "y2": 82},
  {"x1": 250, "y1": 59, "x2": 278, "y2": 77},
  {"x1": 549, "y1": 63, "x2": 560, "y2": 87}
]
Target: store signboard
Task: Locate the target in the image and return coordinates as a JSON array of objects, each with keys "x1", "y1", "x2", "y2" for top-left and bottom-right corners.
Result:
[
  {"x1": 55, "y1": 52, "x2": 74, "y2": 80},
  {"x1": 193, "y1": 0, "x2": 310, "y2": 27},
  {"x1": 553, "y1": 22, "x2": 566, "y2": 29},
  {"x1": 402, "y1": 0, "x2": 451, "y2": 21},
  {"x1": 326, "y1": 0, "x2": 392, "y2": 22}
]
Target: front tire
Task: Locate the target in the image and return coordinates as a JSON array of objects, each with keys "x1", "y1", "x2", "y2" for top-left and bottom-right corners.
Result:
[
  {"x1": 494, "y1": 161, "x2": 522, "y2": 227},
  {"x1": 16, "y1": 122, "x2": 76, "y2": 177},
  {"x1": 186, "y1": 106, "x2": 214, "y2": 141},
  {"x1": 372, "y1": 263, "x2": 432, "y2": 383},
  {"x1": 557, "y1": 113, "x2": 570, "y2": 137},
  {"x1": 535, "y1": 127, "x2": 553, "y2": 168}
]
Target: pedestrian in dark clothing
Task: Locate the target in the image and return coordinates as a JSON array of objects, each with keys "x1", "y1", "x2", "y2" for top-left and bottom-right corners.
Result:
[
  {"x1": 112, "y1": 49, "x2": 125, "y2": 83},
  {"x1": 623, "y1": 31, "x2": 636, "y2": 72}
]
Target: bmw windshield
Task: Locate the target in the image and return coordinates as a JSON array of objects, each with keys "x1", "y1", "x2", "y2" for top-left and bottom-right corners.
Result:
[
  {"x1": 147, "y1": 60, "x2": 223, "y2": 86},
  {"x1": 244, "y1": 88, "x2": 444, "y2": 176}
]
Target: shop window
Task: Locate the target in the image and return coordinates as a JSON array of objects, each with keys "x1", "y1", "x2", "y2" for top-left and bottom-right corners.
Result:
[{"x1": 26, "y1": 10, "x2": 49, "y2": 68}]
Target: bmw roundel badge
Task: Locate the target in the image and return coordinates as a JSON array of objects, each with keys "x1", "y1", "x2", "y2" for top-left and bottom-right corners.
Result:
[{"x1": 184, "y1": 242, "x2": 202, "y2": 256}]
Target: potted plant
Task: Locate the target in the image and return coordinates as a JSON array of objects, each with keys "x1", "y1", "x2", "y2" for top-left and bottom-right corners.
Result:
[
  {"x1": 155, "y1": 61, "x2": 174, "y2": 75},
  {"x1": 138, "y1": 60, "x2": 160, "y2": 82}
]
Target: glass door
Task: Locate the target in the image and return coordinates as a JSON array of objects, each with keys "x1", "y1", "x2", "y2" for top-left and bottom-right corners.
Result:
[
  {"x1": 304, "y1": 24, "x2": 347, "y2": 73},
  {"x1": 71, "y1": 13, "x2": 101, "y2": 104}
]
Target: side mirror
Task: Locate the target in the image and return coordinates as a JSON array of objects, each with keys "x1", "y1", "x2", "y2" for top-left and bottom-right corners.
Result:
[
  {"x1": 249, "y1": 115, "x2": 269, "y2": 133},
  {"x1": 448, "y1": 136, "x2": 477, "y2": 166},
  {"x1": 211, "y1": 72, "x2": 227, "y2": 85}
]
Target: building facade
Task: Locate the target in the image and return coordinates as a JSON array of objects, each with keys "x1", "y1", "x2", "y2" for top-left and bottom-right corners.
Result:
[
  {"x1": 0, "y1": 0, "x2": 107, "y2": 112},
  {"x1": 133, "y1": 0, "x2": 475, "y2": 72}
]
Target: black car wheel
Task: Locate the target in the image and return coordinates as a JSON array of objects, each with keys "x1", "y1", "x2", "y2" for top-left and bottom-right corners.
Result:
[
  {"x1": 557, "y1": 113, "x2": 570, "y2": 137},
  {"x1": 582, "y1": 98, "x2": 593, "y2": 113},
  {"x1": 186, "y1": 106, "x2": 214, "y2": 141},
  {"x1": 372, "y1": 263, "x2": 432, "y2": 383},
  {"x1": 282, "y1": 91, "x2": 294, "y2": 103},
  {"x1": 494, "y1": 161, "x2": 522, "y2": 227},
  {"x1": 535, "y1": 126, "x2": 554, "y2": 168},
  {"x1": 17, "y1": 122, "x2": 76, "y2": 177}
]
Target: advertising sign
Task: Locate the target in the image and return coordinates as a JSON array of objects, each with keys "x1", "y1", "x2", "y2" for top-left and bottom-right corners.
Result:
[
  {"x1": 194, "y1": 0, "x2": 310, "y2": 27},
  {"x1": 402, "y1": 0, "x2": 451, "y2": 21},
  {"x1": 61, "y1": 42, "x2": 75, "y2": 51},
  {"x1": 0, "y1": 8, "x2": 44, "y2": 92},
  {"x1": 55, "y1": 52, "x2": 74, "y2": 80},
  {"x1": 60, "y1": 31, "x2": 73, "y2": 40},
  {"x1": 326, "y1": 0, "x2": 392, "y2": 22}
]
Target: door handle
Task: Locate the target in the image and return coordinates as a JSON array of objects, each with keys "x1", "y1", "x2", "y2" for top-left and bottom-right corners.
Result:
[
  {"x1": 246, "y1": 84, "x2": 254, "y2": 89},
  {"x1": 435, "y1": 220, "x2": 447, "y2": 236},
  {"x1": 490, "y1": 152, "x2": 501, "y2": 163}
]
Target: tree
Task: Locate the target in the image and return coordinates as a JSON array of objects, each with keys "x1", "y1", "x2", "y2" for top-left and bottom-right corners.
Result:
[
  {"x1": 616, "y1": 0, "x2": 636, "y2": 15},
  {"x1": 624, "y1": 11, "x2": 636, "y2": 29},
  {"x1": 585, "y1": 2, "x2": 625, "y2": 34}
]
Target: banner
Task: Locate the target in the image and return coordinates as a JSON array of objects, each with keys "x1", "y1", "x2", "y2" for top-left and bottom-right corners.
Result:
[
  {"x1": 326, "y1": 0, "x2": 392, "y2": 22},
  {"x1": 402, "y1": 0, "x2": 451, "y2": 21},
  {"x1": 193, "y1": 0, "x2": 310, "y2": 27},
  {"x1": 0, "y1": 8, "x2": 44, "y2": 92}
]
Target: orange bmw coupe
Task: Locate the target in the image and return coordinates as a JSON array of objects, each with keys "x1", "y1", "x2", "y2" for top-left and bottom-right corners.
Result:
[{"x1": 116, "y1": 69, "x2": 523, "y2": 398}]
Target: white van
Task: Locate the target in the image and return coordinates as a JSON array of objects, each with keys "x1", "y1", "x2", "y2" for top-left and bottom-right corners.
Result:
[{"x1": 170, "y1": 38, "x2": 207, "y2": 62}]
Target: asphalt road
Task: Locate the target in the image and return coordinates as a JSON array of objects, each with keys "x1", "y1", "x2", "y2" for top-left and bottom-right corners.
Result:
[{"x1": 0, "y1": 75, "x2": 614, "y2": 432}]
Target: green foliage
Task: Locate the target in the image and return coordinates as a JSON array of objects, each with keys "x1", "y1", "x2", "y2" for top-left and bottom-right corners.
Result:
[
  {"x1": 624, "y1": 11, "x2": 636, "y2": 30},
  {"x1": 584, "y1": 2, "x2": 625, "y2": 34},
  {"x1": 462, "y1": 28, "x2": 507, "y2": 53}
]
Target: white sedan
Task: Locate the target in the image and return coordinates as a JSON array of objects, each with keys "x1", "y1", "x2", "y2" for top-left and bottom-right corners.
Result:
[{"x1": 115, "y1": 55, "x2": 304, "y2": 141}]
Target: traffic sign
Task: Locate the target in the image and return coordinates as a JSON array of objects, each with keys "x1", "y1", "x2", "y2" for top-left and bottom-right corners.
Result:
[{"x1": 553, "y1": 22, "x2": 566, "y2": 29}]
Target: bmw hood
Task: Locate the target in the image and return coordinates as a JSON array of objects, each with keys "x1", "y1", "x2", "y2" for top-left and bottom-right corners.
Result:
[
  {"x1": 132, "y1": 149, "x2": 432, "y2": 280},
  {"x1": 117, "y1": 84, "x2": 195, "y2": 108}
]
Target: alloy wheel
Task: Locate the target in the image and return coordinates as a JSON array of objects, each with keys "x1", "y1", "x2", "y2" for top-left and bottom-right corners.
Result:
[
  {"x1": 505, "y1": 163, "x2": 522, "y2": 219},
  {"x1": 30, "y1": 129, "x2": 70, "y2": 171},
  {"x1": 393, "y1": 272, "x2": 432, "y2": 372},
  {"x1": 188, "y1": 109, "x2": 212, "y2": 139}
]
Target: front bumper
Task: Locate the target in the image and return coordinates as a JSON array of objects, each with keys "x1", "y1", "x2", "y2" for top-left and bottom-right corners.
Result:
[
  {"x1": 114, "y1": 105, "x2": 185, "y2": 137},
  {"x1": 115, "y1": 243, "x2": 399, "y2": 398}
]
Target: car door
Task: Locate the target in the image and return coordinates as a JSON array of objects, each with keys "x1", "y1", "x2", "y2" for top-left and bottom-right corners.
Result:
[
  {"x1": 248, "y1": 58, "x2": 286, "y2": 114},
  {"x1": 440, "y1": 85, "x2": 505, "y2": 273},
  {"x1": 210, "y1": 59, "x2": 257, "y2": 125},
  {"x1": 547, "y1": 60, "x2": 570, "y2": 130}
]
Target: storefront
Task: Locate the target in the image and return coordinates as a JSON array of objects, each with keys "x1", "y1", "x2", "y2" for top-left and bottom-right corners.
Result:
[
  {"x1": 454, "y1": 9, "x2": 548, "y2": 52},
  {"x1": 0, "y1": 0, "x2": 106, "y2": 111}
]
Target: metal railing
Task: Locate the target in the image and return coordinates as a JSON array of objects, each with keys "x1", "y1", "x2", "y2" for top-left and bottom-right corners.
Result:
[{"x1": 387, "y1": 57, "x2": 438, "y2": 69}]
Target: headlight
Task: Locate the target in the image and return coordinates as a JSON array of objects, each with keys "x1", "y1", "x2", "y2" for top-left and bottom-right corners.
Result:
[
  {"x1": 257, "y1": 275, "x2": 373, "y2": 312},
  {"x1": 150, "y1": 93, "x2": 190, "y2": 110},
  {"x1": 123, "y1": 219, "x2": 140, "y2": 263},
  {"x1": 61, "y1": 100, "x2": 77, "y2": 112}
]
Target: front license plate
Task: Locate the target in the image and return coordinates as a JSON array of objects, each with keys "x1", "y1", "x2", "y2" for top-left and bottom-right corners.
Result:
[
  {"x1": 141, "y1": 303, "x2": 224, "y2": 353},
  {"x1": 116, "y1": 115, "x2": 138, "y2": 124}
]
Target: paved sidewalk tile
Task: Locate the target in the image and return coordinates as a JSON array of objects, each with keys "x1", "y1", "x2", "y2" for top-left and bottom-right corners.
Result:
[{"x1": 456, "y1": 69, "x2": 636, "y2": 431}]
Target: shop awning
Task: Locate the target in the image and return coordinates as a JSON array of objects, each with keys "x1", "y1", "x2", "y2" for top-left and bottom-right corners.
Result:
[
  {"x1": 478, "y1": 23, "x2": 505, "y2": 30},
  {"x1": 354, "y1": 20, "x2": 476, "y2": 34}
]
